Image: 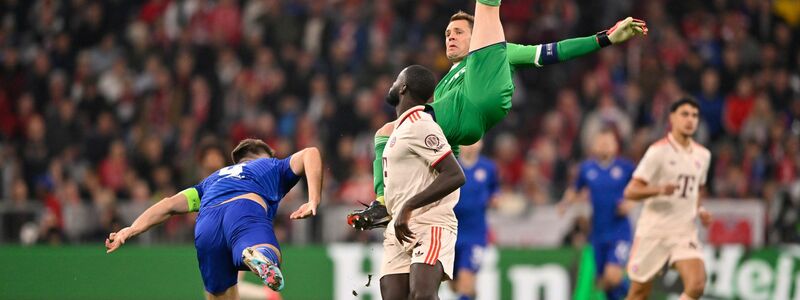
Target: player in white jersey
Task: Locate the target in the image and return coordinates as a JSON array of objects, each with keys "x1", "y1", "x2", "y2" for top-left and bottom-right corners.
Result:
[
  {"x1": 380, "y1": 65, "x2": 466, "y2": 300},
  {"x1": 623, "y1": 98, "x2": 713, "y2": 300}
]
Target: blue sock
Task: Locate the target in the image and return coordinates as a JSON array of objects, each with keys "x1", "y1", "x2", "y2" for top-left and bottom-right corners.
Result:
[{"x1": 255, "y1": 246, "x2": 280, "y2": 267}]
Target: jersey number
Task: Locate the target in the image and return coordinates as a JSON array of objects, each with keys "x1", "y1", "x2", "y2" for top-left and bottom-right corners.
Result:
[
  {"x1": 382, "y1": 157, "x2": 388, "y2": 178},
  {"x1": 677, "y1": 174, "x2": 696, "y2": 198},
  {"x1": 220, "y1": 163, "x2": 245, "y2": 179}
]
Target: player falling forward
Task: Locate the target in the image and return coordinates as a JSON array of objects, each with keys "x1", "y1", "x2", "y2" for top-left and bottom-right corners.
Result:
[
  {"x1": 379, "y1": 65, "x2": 466, "y2": 300},
  {"x1": 349, "y1": 4, "x2": 649, "y2": 230},
  {"x1": 451, "y1": 140, "x2": 498, "y2": 300},
  {"x1": 623, "y1": 98, "x2": 713, "y2": 300},
  {"x1": 558, "y1": 129, "x2": 635, "y2": 300},
  {"x1": 106, "y1": 139, "x2": 322, "y2": 300}
]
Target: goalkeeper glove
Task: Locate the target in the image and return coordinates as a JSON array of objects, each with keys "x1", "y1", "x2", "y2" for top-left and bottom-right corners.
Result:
[{"x1": 597, "y1": 17, "x2": 648, "y2": 47}]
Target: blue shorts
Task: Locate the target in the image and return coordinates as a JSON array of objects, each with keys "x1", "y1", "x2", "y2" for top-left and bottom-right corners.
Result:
[
  {"x1": 592, "y1": 239, "x2": 631, "y2": 276},
  {"x1": 194, "y1": 199, "x2": 279, "y2": 294},
  {"x1": 453, "y1": 242, "x2": 486, "y2": 276}
]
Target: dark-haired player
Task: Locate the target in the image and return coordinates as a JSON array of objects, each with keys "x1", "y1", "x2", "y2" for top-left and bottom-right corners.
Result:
[
  {"x1": 379, "y1": 65, "x2": 466, "y2": 300},
  {"x1": 624, "y1": 98, "x2": 713, "y2": 300},
  {"x1": 106, "y1": 139, "x2": 323, "y2": 299}
]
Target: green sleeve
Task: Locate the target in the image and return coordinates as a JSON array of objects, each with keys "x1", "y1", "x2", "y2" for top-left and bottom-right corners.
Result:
[
  {"x1": 507, "y1": 35, "x2": 602, "y2": 69},
  {"x1": 373, "y1": 135, "x2": 389, "y2": 200},
  {"x1": 507, "y1": 43, "x2": 539, "y2": 68},
  {"x1": 180, "y1": 188, "x2": 201, "y2": 212},
  {"x1": 555, "y1": 35, "x2": 602, "y2": 62}
]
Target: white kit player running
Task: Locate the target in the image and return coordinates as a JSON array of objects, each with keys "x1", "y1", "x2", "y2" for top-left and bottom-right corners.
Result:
[{"x1": 623, "y1": 98, "x2": 714, "y2": 300}]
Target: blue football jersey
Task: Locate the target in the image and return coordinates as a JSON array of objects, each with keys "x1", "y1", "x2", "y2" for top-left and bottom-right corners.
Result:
[
  {"x1": 574, "y1": 158, "x2": 634, "y2": 242},
  {"x1": 192, "y1": 157, "x2": 301, "y2": 220},
  {"x1": 454, "y1": 156, "x2": 498, "y2": 246}
]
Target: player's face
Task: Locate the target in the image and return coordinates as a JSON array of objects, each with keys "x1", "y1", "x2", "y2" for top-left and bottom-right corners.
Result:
[
  {"x1": 670, "y1": 104, "x2": 700, "y2": 136},
  {"x1": 386, "y1": 70, "x2": 407, "y2": 107},
  {"x1": 593, "y1": 133, "x2": 618, "y2": 159},
  {"x1": 445, "y1": 20, "x2": 472, "y2": 62}
]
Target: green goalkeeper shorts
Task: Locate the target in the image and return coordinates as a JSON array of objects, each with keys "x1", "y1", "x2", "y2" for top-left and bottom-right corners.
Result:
[{"x1": 430, "y1": 42, "x2": 514, "y2": 146}]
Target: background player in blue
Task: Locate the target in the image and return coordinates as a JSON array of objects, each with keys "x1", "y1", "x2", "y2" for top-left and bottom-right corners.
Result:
[
  {"x1": 451, "y1": 140, "x2": 498, "y2": 300},
  {"x1": 105, "y1": 139, "x2": 323, "y2": 300},
  {"x1": 558, "y1": 129, "x2": 635, "y2": 300}
]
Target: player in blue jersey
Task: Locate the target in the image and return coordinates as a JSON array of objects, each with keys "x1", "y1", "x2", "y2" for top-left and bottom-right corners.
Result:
[
  {"x1": 450, "y1": 140, "x2": 498, "y2": 300},
  {"x1": 558, "y1": 129, "x2": 635, "y2": 300},
  {"x1": 105, "y1": 139, "x2": 323, "y2": 299}
]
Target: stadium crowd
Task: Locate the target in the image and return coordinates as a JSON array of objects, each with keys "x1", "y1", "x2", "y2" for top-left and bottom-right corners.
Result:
[{"x1": 0, "y1": 0, "x2": 799, "y2": 245}]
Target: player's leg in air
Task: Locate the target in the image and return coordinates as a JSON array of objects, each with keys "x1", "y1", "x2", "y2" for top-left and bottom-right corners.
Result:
[{"x1": 194, "y1": 196, "x2": 286, "y2": 299}]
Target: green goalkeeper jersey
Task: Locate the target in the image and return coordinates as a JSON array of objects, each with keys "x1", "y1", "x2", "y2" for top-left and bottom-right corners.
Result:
[
  {"x1": 374, "y1": 37, "x2": 603, "y2": 197},
  {"x1": 429, "y1": 42, "x2": 539, "y2": 153}
]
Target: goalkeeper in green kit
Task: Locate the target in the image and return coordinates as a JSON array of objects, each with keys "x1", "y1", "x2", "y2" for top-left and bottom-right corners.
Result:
[{"x1": 348, "y1": 0, "x2": 648, "y2": 230}]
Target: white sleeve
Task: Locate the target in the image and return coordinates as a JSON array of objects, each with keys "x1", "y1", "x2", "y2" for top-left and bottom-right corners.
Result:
[
  {"x1": 407, "y1": 121, "x2": 452, "y2": 167},
  {"x1": 632, "y1": 146, "x2": 661, "y2": 184}
]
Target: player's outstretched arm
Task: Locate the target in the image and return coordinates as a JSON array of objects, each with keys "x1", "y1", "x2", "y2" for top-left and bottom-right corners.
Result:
[
  {"x1": 394, "y1": 154, "x2": 466, "y2": 244},
  {"x1": 105, "y1": 193, "x2": 191, "y2": 253},
  {"x1": 289, "y1": 147, "x2": 323, "y2": 219},
  {"x1": 623, "y1": 178, "x2": 677, "y2": 201},
  {"x1": 507, "y1": 17, "x2": 647, "y2": 68}
]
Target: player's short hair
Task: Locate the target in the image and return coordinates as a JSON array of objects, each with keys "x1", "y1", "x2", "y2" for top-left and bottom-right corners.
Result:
[
  {"x1": 669, "y1": 97, "x2": 700, "y2": 113},
  {"x1": 404, "y1": 65, "x2": 436, "y2": 103},
  {"x1": 231, "y1": 138, "x2": 274, "y2": 163},
  {"x1": 450, "y1": 11, "x2": 474, "y2": 29}
]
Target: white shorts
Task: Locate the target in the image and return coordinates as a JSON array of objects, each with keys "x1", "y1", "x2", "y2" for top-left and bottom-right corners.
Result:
[
  {"x1": 627, "y1": 234, "x2": 704, "y2": 283},
  {"x1": 380, "y1": 226, "x2": 456, "y2": 280}
]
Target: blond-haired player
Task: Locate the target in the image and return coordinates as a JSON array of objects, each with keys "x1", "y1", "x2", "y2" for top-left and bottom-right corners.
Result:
[{"x1": 623, "y1": 98, "x2": 713, "y2": 300}]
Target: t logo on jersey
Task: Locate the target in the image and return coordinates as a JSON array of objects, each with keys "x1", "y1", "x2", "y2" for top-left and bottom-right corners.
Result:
[{"x1": 677, "y1": 174, "x2": 696, "y2": 198}]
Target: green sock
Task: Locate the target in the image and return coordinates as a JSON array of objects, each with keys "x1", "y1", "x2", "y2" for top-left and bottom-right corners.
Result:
[{"x1": 373, "y1": 135, "x2": 389, "y2": 204}]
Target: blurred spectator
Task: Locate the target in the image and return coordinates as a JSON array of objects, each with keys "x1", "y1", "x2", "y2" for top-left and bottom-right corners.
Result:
[
  {"x1": 724, "y1": 76, "x2": 757, "y2": 136},
  {"x1": 2, "y1": 178, "x2": 36, "y2": 242},
  {"x1": 0, "y1": 0, "x2": 797, "y2": 245}
]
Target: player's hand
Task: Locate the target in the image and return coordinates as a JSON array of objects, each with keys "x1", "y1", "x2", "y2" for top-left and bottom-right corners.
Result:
[
  {"x1": 290, "y1": 202, "x2": 318, "y2": 219},
  {"x1": 659, "y1": 184, "x2": 678, "y2": 196},
  {"x1": 556, "y1": 200, "x2": 570, "y2": 216},
  {"x1": 616, "y1": 200, "x2": 636, "y2": 216},
  {"x1": 105, "y1": 227, "x2": 133, "y2": 253},
  {"x1": 698, "y1": 207, "x2": 713, "y2": 227},
  {"x1": 394, "y1": 207, "x2": 415, "y2": 244},
  {"x1": 607, "y1": 17, "x2": 648, "y2": 44}
]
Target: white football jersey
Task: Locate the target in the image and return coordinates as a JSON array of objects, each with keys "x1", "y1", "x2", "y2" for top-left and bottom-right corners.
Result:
[
  {"x1": 383, "y1": 106, "x2": 459, "y2": 233},
  {"x1": 632, "y1": 134, "x2": 712, "y2": 237}
]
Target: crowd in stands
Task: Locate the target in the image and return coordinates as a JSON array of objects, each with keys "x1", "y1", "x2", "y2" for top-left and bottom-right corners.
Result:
[{"x1": 0, "y1": 0, "x2": 798, "y2": 245}]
